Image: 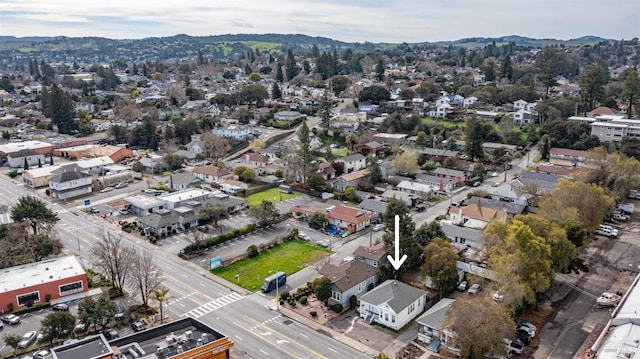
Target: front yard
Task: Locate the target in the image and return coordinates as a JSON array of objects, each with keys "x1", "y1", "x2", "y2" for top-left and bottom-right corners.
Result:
[
  {"x1": 212, "y1": 240, "x2": 330, "y2": 291},
  {"x1": 244, "y1": 187, "x2": 300, "y2": 207}
]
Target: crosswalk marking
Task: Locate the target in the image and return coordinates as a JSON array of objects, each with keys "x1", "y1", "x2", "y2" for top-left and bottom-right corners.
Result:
[{"x1": 183, "y1": 292, "x2": 243, "y2": 319}]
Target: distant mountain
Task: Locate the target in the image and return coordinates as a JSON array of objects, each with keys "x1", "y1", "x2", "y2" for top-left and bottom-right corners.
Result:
[{"x1": 437, "y1": 35, "x2": 612, "y2": 48}]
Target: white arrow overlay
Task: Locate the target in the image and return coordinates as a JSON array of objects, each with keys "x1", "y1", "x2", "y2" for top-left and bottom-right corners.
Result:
[{"x1": 387, "y1": 215, "x2": 407, "y2": 270}]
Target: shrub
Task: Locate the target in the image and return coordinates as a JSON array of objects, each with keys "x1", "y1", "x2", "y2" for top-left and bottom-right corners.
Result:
[
  {"x1": 280, "y1": 290, "x2": 290, "y2": 300},
  {"x1": 299, "y1": 296, "x2": 308, "y2": 304},
  {"x1": 310, "y1": 311, "x2": 317, "y2": 317},
  {"x1": 331, "y1": 304, "x2": 343, "y2": 313},
  {"x1": 247, "y1": 245, "x2": 259, "y2": 258},
  {"x1": 349, "y1": 295, "x2": 357, "y2": 309},
  {"x1": 7, "y1": 303, "x2": 13, "y2": 311}
]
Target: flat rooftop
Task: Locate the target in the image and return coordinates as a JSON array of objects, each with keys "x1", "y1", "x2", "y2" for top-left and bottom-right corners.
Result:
[
  {"x1": 0, "y1": 255, "x2": 84, "y2": 294},
  {"x1": 159, "y1": 188, "x2": 212, "y2": 203}
]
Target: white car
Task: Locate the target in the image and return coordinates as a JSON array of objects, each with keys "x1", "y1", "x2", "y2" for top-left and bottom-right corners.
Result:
[
  {"x1": 100, "y1": 187, "x2": 114, "y2": 193},
  {"x1": 18, "y1": 330, "x2": 38, "y2": 349},
  {"x1": 372, "y1": 224, "x2": 384, "y2": 232},
  {"x1": 516, "y1": 320, "x2": 537, "y2": 338},
  {"x1": 468, "y1": 283, "x2": 483, "y2": 294},
  {"x1": 493, "y1": 290, "x2": 504, "y2": 302},
  {"x1": 298, "y1": 232, "x2": 310, "y2": 241}
]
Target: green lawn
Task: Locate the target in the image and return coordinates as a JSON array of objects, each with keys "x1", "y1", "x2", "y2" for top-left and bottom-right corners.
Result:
[
  {"x1": 332, "y1": 147, "x2": 348, "y2": 157},
  {"x1": 212, "y1": 240, "x2": 330, "y2": 291},
  {"x1": 421, "y1": 117, "x2": 464, "y2": 128},
  {"x1": 244, "y1": 187, "x2": 300, "y2": 207}
]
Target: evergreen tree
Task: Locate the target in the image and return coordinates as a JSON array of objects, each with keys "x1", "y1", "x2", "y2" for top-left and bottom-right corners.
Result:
[
  {"x1": 271, "y1": 82, "x2": 282, "y2": 100},
  {"x1": 621, "y1": 67, "x2": 640, "y2": 118},
  {"x1": 297, "y1": 119, "x2": 311, "y2": 183},
  {"x1": 284, "y1": 49, "x2": 298, "y2": 81},
  {"x1": 375, "y1": 58, "x2": 385, "y2": 81},
  {"x1": 579, "y1": 63, "x2": 608, "y2": 110},
  {"x1": 500, "y1": 54, "x2": 513, "y2": 81},
  {"x1": 42, "y1": 85, "x2": 77, "y2": 134},
  {"x1": 463, "y1": 116, "x2": 486, "y2": 161},
  {"x1": 318, "y1": 91, "x2": 331, "y2": 122},
  {"x1": 276, "y1": 62, "x2": 284, "y2": 83}
]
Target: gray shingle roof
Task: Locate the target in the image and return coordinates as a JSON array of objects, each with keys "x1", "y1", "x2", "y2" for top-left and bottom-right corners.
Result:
[
  {"x1": 415, "y1": 298, "x2": 454, "y2": 329},
  {"x1": 319, "y1": 260, "x2": 379, "y2": 292},
  {"x1": 359, "y1": 280, "x2": 426, "y2": 314}
]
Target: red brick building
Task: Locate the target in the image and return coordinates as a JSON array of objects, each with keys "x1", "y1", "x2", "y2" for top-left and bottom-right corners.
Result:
[{"x1": 0, "y1": 255, "x2": 88, "y2": 311}]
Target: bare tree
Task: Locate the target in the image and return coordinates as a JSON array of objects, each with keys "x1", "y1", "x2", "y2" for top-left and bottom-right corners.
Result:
[
  {"x1": 92, "y1": 231, "x2": 134, "y2": 296},
  {"x1": 114, "y1": 100, "x2": 141, "y2": 127},
  {"x1": 129, "y1": 248, "x2": 162, "y2": 308},
  {"x1": 186, "y1": 228, "x2": 207, "y2": 248},
  {"x1": 200, "y1": 132, "x2": 231, "y2": 161}
]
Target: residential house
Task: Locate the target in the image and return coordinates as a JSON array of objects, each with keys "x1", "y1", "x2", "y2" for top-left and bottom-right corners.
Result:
[
  {"x1": 513, "y1": 99, "x2": 528, "y2": 111},
  {"x1": 512, "y1": 171, "x2": 561, "y2": 194},
  {"x1": 220, "y1": 179, "x2": 248, "y2": 195},
  {"x1": 326, "y1": 205, "x2": 373, "y2": 233},
  {"x1": 353, "y1": 242, "x2": 387, "y2": 268},
  {"x1": 484, "y1": 182, "x2": 528, "y2": 205},
  {"x1": 549, "y1": 147, "x2": 604, "y2": 168},
  {"x1": 48, "y1": 164, "x2": 93, "y2": 200},
  {"x1": 193, "y1": 165, "x2": 229, "y2": 185},
  {"x1": 22, "y1": 165, "x2": 61, "y2": 188},
  {"x1": 381, "y1": 189, "x2": 416, "y2": 207},
  {"x1": 462, "y1": 97, "x2": 478, "y2": 109},
  {"x1": 416, "y1": 298, "x2": 455, "y2": 353},
  {"x1": 448, "y1": 199, "x2": 508, "y2": 229},
  {"x1": 212, "y1": 125, "x2": 250, "y2": 140},
  {"x1": 274, "y1": 111, "x2": 306, "y2": 122},
  {"x1": 359, "y1": 280, "x2": 427, "y2": 331},
  {"x1": 587, "y1": 106, "x2": 618, "y2": 118},
  {"x1": 6, "y1": 148, "x2": 46, "y2": 168},
  {"x1": 421, "y1": 148, "x2": 459, "y2": 164},
  {"x1": 358, "y1": 198, "x2": 388, "y2": 218},
  {"x1": 397, "y1": 180, "x2": 437, "y2": 200},
  {"x1": 330, "y1": 109, "x2": 365, "y2": 133},
  {"x1": 432, "y1": 168, "x2": 469, "y2": 186},
  {"x1": 439, "y1": 222, "x2": 485, "y2": 249},
  {"x1": 372, "y1": 133, "x2": 407, "y2": 146},
  {"x1": 169, "y1": 172, "x2": 205, "y2": 191},
  {"x1": 333, "y1": 169, "x2": 369, "y2": 192},
  {"x1": 138, "y1": 157, "x2": 166, "y2": 174},
  {"x1": 358, "y1": 102, "x2": 379, "y2": 114},
  {"x1": 429, "y1": 103, "x2": 454, "y2": 118},
  {"x1": 513, "y1": 109, "x2": 534, "y2": 125},
  {"x1": 319, "y1": 260, "x2": 379, "y2": 308},
  {"x1": 414, "y1": 174, "x2": 456, "y2": 190},
  {"x1": 356, "y1": 141, "x2": 384, "y2": 157},
  {"x1": 316, "y1": 161, "x2": 336, "y2": 181},
  {"x1": 186, "y1": 136, "x2": 205, "y2": 155},
  {"x1": 475, "y1": 111, "x2": 498, "y2": 122},
  {"x1": 243, "y1": 153, "x2": 270, "y2": 174},
  {"x1": 337, "y1": 154, "x2": 366, "y2": 174}
]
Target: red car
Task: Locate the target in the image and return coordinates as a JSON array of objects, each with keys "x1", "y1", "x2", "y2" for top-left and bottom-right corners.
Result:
[{"x1": 118, "y1": 220, "x2": 128, "y2": 225}]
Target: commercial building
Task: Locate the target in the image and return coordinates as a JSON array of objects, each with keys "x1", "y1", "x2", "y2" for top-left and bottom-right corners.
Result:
[{"x1": 0, "y1": 255, "x2": 88, "y2": 312}]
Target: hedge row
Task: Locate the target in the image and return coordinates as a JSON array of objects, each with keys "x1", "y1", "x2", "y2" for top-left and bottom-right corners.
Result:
[{"x1": 179, "y1": 223, "x2": 259, "y2": 257}]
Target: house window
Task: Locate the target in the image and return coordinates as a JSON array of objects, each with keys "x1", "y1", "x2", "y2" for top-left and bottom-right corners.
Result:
[
  {"x1": 331, "y1": 291, "x2": 341, "y2": 301},
  {"x1": 392, "y1": 315, "x2": 395, "y2": 323},
  {"x1": 17, "y1": 291, "x2": 40, "y2": 307},
  {"x1": 384, "y1": 313, "x2": 389, "y2": 322},
  {"x1": 60, "y1": 281, "x2": 83, "y2": 296},
  {"x1": 408, "y1": 302, "x2": 415, "y2": 314},
  {"x1": 358, "y1": 280, "x2": 367, "y2": 293}
]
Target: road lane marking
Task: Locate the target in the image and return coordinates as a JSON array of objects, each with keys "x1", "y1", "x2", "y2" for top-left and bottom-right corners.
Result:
[
  {"x1": 183, "y1": 292, "x2": 243, "y2": 318},
  {"x1": 259, "y1": 349, "x2": 269, "y2": 356},
  {"x1": 328, "y1": 347, "x2": 337, "y2": 353},
  {"x1": 230, "y1": 321, "x2": 298, "y2": 358},
  {"x1": 243, "y1": 315, "x2": 328, "y2": 359}
]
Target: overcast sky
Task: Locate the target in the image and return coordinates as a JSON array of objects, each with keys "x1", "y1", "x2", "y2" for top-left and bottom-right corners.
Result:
[{"x1": 0, "y1": 0, "x2": 638, "y2": 43}]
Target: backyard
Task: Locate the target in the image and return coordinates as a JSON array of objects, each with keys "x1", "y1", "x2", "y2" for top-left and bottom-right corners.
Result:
[
  {"x1": 212, "y1": 240, "x2": 331, "y2": 291},
  {"x1": 244, "y1": 187, "x2": 300, "y2": 207}
]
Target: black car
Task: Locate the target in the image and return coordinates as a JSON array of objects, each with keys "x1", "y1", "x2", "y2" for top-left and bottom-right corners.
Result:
[
  {"x1": 131, "y1": 321, "x2": 147, "y2": 332},
  {"x1": 517, "y1": 329, "x2": 532, "y2": 344},
  {"x1": 51, "y1": 303, "x2": 69, "y2": 311},
  {"x1": 103, "y1": 329, "x2": 119, "y2": 340},
  {"x1": 415, "y1": 205, "x2": 426, "y2": 213},
  {"x1": 308, "y1": 222, "x2": 322, "y2": 230}
]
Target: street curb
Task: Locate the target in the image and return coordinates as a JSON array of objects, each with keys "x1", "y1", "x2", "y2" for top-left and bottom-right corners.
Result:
[{"x1": 277, "y1": 305, "x2": 380, "y2": 357}]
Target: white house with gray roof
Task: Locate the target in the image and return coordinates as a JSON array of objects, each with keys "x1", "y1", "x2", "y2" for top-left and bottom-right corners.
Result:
[
  {"x1": 337, "y1": 153, "x2": 366, "y2": 173},
  {"x1": 396, "y1": 180, "x2": 437, "y2": 200},
  {"x1": 416, "y1": 298, "x2": 455, "y2": 353},
  {"x1": 440, "y1": 221, "x2": 485, "y2": 249},
  {"x1": 359, "y1": 279, "x2": 427, "y2": 331},
  {"x1": 48, "y1": 163, "x2": 93, "y2": 200}
]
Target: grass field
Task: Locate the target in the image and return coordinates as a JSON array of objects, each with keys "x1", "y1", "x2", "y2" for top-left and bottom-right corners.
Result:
[
  {"x1": 332, "y1": 147, "x2": 349, "y2": 157},
  {"x1": 212, "y1": 240, "x2": 330, "y2": 291},
  {"x1": 421, "y1": 117, "x2": 464, "y2": 128},
  {"x1": 244, "y1": 187, "x2": 300, "y2": 207}
]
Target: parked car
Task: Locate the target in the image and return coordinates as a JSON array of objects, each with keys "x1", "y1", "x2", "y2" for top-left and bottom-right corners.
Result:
[
  {"x1": 517, "y1": 329, "x2": 533, "y2": 344},
  {"x1": 115, "y1": 182, "x2": 127, "y2": 189},
  {"x1": 118, "y1": 220, "x2": 128, "y2": 225},
  {"x1": 115, "y1": 307, "x2": 125, "y2": 321},
  {"x1": 90, "y1": 207, "x2": 100, "y2": 214},
  {"x1": 493, "y1": 290, "x2": 504, "y2": 302},
  {"x1": 457, "y1": 280, "x2": 468, "y2": 291},
  {"x1": 74, "y1": 320, "x2": 87, "y2": 332},
  {"x1": 1, "y1": 313, "x2": 20, "y2": 325},
  {"x1": 315, "y1": 240, "x2": 329, "y2": 248},
  {"x1": 613, "y1": 213, "x2": 629, "y2": 221},
  {"x1": 100, "y1": 187, "x2": 114, "y2": 193},
  {"x1": 505, "y1": 338, "x2": 524, "y2": 355},
  {"x1": 308, "y1": 222, "x2": 323, "y2": 230},
  {"x1": 131, "y1": 321, "x2": 147, "y2": 332},
  {"x1": 372, "y1": 224, "x2": 384, "y2": 232},
  {"x1": 415, "y1": 205, "x2": 426, "y2": 213},
  {"x1": 103, "y1": 329, "x2": 119, "y2": 340},
  {"x1": 51, "y1": 303, "x2": 69, "y2": 311},
  {"x1": 118, "y1": 208, "x2": 129, "y2": 215},
  {"x1": 18, "y1": 331, "x2": 38, "y2": 349},
  {"x1": 516, "y1": 320, "x2": 537, "y2": 338},
  {"x1": 472, "y1": 181, "x2": 482, "y2": 187},
  {"x1": 468, "y1": 283, "x2": 483, "y2": 294},
  {"x1": 298, "y1": 232, "x2": 310, "y2": 241},
  {"x1": 33, "y1": 350, "x2": 53, "y2": 359}
]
